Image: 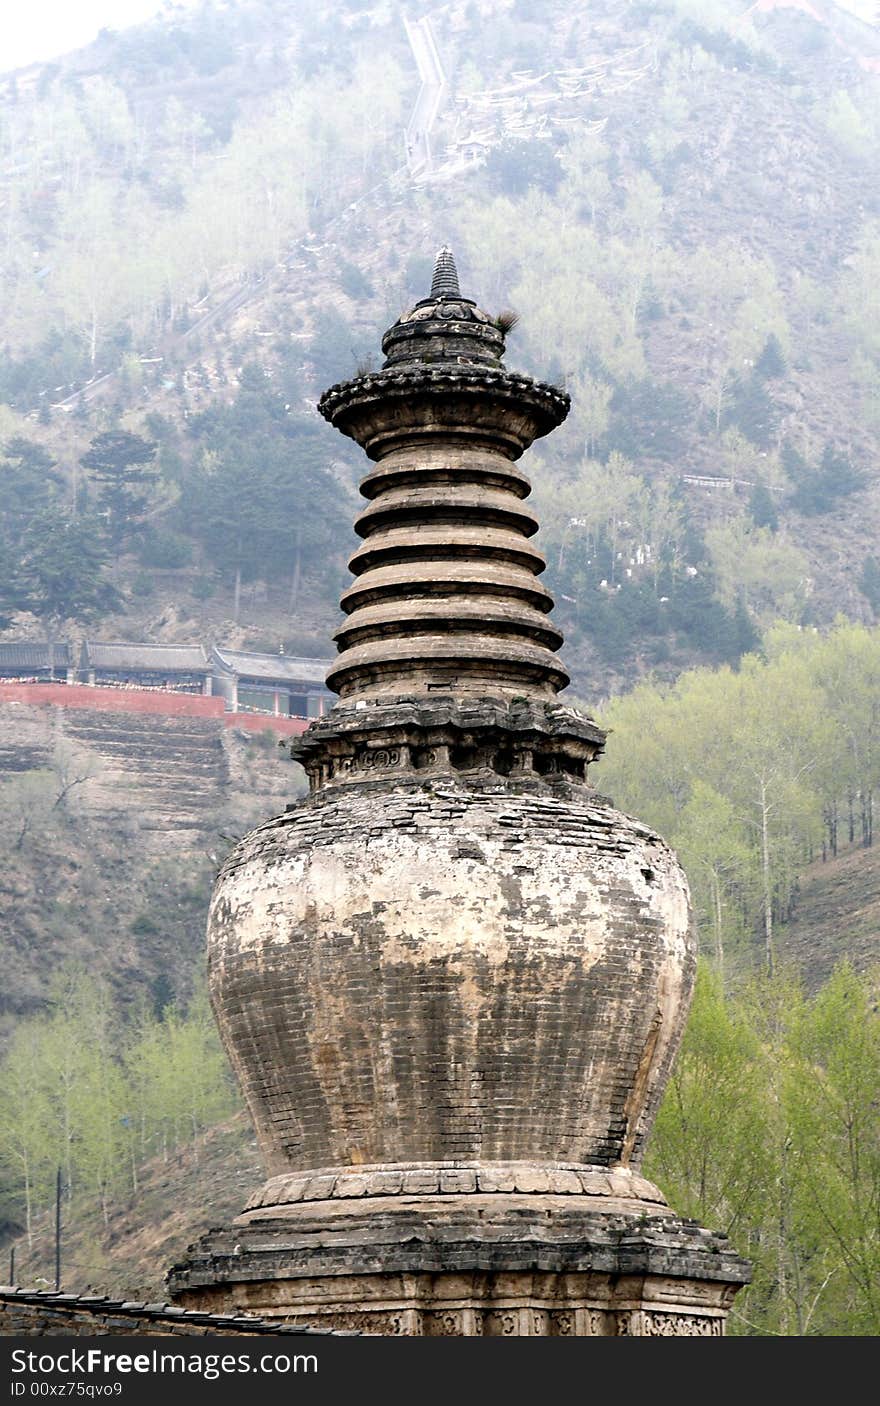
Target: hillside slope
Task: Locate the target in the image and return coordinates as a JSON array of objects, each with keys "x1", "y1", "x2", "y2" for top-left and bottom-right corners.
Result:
[
  {"x1": 7, "y1": 1113, "x2": 257, "y2": 1300},
  {"x1": 777, "y1": 841, "x2": 880, "y2": 987},
  {"x1": 0, "y1": 700, "x2": 304, "y2": 1032}
]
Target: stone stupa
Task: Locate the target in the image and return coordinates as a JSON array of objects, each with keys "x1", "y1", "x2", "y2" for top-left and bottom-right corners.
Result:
[{"x1": 168, "y1": 249, "x2": 749, "y2": 1335}]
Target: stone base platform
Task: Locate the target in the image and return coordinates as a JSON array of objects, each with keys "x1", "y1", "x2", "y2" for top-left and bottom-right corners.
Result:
[{"x1": 167, "y1": 1164, "x2": 750, "y2": 1335}]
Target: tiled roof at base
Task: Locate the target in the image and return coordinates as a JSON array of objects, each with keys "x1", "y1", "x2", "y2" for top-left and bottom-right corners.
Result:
[{"x1": 0, "y1": 1286, "x2": 344, "y2": 1334}]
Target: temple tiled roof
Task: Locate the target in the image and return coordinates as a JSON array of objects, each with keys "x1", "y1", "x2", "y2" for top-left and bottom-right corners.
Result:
[
  {"x1": 0, "y1": 1286, "x2": 343, "y2": 1334},
  {"x1": 82, "y1": 641, "x2": 211, "y2": 673},
  {"x1": 212, "y1": 647, "x2": 331, "y2": 687},
  {"x1": 0, "y1": 642, "x2": 70, "y2": 669}
]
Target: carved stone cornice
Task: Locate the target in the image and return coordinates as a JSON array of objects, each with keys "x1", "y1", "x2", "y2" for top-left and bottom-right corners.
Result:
[
  {"x1": 168, "y1": 1194, "x2": 751, "y2": 1336},
  {"x1": 318, "y1": 364, "x2": 570, "y2": 460},
  {"x1": 291, "y1": 694, "x2": 605, "y2": 795}
]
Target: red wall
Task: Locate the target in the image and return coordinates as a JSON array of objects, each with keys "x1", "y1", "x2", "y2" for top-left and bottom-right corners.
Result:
[
  {"x1": 0, "y1": 683, "x2": 309, "y2": 736},
  {"x1": 0, "y1": 682, "x2": 224, "y2": 717}
]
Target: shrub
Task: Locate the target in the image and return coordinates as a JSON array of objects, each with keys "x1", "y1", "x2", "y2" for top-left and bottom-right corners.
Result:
[{"x1": 138, "y1": 528, "x2": 193, "y2": 569}]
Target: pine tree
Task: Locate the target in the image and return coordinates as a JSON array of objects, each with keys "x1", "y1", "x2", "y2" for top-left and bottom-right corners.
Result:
[
  {"x1": 818, "y1": 442, "x2": 867, "y2": 498},
  {"x1": 80, "y1": 430, "x2": 158, "y2": 554},
  {"x1": 732, "y1": 594, "x2": 760, "y2": 657},
  {"x1": 0, "y1": 438, "x2": 62, "y2": 536},
  {"x1": 17, "y1": 507, "x2": 120, "y2": 634},
  {"x1": 727, "y1": 373, "x2": 779, "y2": 449},
  {"x1": 788, "y1": 443, "x2": 867, "y2": 515},
  {"x1": 859, "y1": 555, "x2": 880, "y2": 613},
  {"x1": 754, "y1": 333, "x2": 787, "y2": 381},
  {"x1": 748, "y1": 478, "x2": 779, "y2": 532}
]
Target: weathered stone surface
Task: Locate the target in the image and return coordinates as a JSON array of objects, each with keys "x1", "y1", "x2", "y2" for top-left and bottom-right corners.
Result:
[
  {"x1": 318, "y1": 270, "x2": 570, "y2": 702},
  {"x1": 292, "y1": 693, "x2": 605, "y2": 794},
  {"x1": 208, "y1": 775, "x2": 694, "y2": 1177},
  {"x1": 249, "y1": 1161, "x2": 667, "y2": 1210}
]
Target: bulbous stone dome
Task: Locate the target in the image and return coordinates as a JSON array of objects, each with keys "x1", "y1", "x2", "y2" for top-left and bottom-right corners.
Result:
[{"x1": 209, "y1": 755, "x2": 694, "y2": 1182}]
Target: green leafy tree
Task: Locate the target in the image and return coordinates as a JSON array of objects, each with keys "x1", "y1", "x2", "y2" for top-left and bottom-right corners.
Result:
[
  {"x1": 684, "y1": 244, "x2": 789, "y2": 436},
  {"x1": 646, "y1": 963, "x2": 773, "y2": 1241},
  {"x1": 705, "y1": 517, "x2": 809, "y2": 627},
  {"x1": 781, "y1": 621, "x2": 880, "y2": 850},
  {"x1": 0, "y1": 969, "x2": 240, "y2": 1242},
  {"x1": 45, "y1": 977, "x2": 129, "y2": 1224},
  {"x1": 599, "y1": 644, "x2": 831, "y2": 971},
  {"x1": 649, "y1": 962, "x2": 880, "y2": 1336},
  {"x1": 0, "y1": 1025, "x2": 55, "y2": 1247},
  {"x1": 699, "y1": 656, "x2": 826, "y2": 973},
  {"x1": 674, "y1": 782, "x2": 758, "y2": 977},
  {"x1": 784, "y1": 963, "x2": 880, "y2": 1334}
]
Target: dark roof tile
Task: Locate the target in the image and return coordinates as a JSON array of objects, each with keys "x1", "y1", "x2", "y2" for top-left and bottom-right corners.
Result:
[
  {"x1": 82, "y1": 641, "x2": 210, "y2": 672},
  {"x1": 0, "y1": 642, "x2": 71, "y2": 669},
  {"x1": 212, "y1": 646, "x2": 331, "y2": 687},
  {"x1": 0, "y1": 1287, "x2": 341, "y2": 1334}
]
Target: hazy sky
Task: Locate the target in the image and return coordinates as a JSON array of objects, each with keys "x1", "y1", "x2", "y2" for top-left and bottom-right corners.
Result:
[
  {"x1": 4, "y1": 0, "x2": 878, "y2": 73},
  {"x1": 2, "y1": 0, "x2": 198, "y2": 73}
]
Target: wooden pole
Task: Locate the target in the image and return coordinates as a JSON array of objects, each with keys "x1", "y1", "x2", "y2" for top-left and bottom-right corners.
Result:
[
  {"x1": 8, "y1": 1245, "x2": 14, "y2": 1285},
  {"x1": 54, "y1": 1167, "x2": 62, "y2": 1291}
]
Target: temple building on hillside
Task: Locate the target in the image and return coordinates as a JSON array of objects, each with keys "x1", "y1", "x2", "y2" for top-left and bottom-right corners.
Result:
[
  {"x1": 79, "y1": 641, "x2": 213, "y2": 693},
  {"x1": 168, "y1": 249, "x2": 750, "y2": 1335},
  {"x1": 0, "y1": 642, "x2": 73, "y2": 684},
  {"x1": 210, "y1": 646, "x2": 332, "y2": 720}
]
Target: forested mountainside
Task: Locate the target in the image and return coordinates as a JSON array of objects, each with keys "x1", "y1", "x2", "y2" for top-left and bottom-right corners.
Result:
[
  {"x1": 1, "y1": 0, "x2": 880, "y2": 692},
  {"x1": 1, "y1": 0, "x2": 879, "y2": 1336}
]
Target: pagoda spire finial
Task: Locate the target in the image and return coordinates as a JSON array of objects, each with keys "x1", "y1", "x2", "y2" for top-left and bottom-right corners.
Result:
[{"x1": 430, "y1": 245, "x2": 460, "y2": 298}]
